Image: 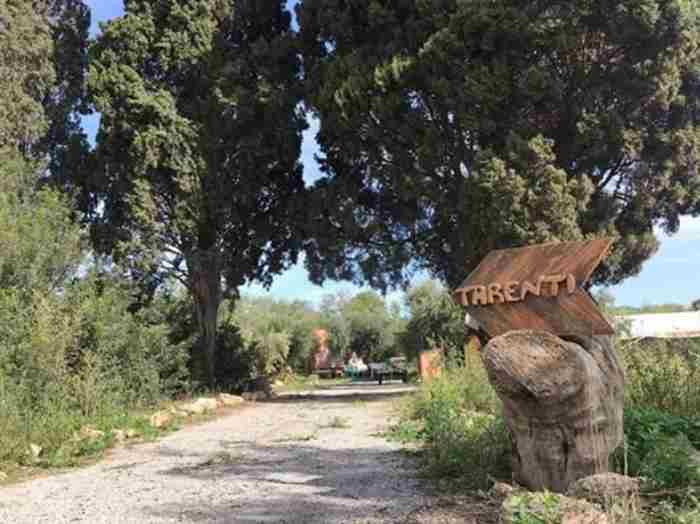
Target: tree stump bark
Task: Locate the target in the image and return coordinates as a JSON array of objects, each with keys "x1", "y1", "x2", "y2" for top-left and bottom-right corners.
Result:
[{"x1": 482, "y1": 330, "x2": 624, "y2": 493}]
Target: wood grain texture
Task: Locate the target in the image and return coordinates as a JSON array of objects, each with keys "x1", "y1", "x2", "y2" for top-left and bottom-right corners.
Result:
[
  {"x1": 482, "y1": 331, "x2": 624, "y2": 492},
  {"x1": 452, "y1": 239, "x2": 615, "y2": 337}
]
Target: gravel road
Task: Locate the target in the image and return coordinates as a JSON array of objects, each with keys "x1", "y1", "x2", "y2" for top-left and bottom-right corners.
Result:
[{"x1": 0, "y1": 383, "x2": 430, "y2": 524}]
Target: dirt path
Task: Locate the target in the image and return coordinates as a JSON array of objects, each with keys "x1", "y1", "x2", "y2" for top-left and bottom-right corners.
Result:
[{"x1": 0, "y1": 383, "x2": 431, "y2": 524}]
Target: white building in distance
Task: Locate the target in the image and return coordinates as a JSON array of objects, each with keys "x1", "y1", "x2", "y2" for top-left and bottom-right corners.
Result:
[{"x1": 618, "y1": 312, "x2": 700, "y2": 339}]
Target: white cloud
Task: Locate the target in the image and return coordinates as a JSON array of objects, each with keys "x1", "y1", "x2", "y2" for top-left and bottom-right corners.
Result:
[{"x1": 657, "y1": 216, "x2": 700, "y2": 242}]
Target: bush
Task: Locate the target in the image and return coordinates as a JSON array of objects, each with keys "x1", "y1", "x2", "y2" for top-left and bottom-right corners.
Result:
[
  {"x1": 640, "y1": 435, "x2": 700, "y2": 491},
  {"x1": 649, "y1": 499, "x2": 700, "y2": 524},
  {"x1": 0, "y1": 275, "x2": 191, "y2": 466},
  {"x1": 408, "y1": 351, "x2": 502, "y2": 420},
  {"x1": 620, "y1": 339, "x2": 700, "y2": 417},
  {"x1": 0, "y1": 152, "x2": 190, "y2": 468},
  {"x1": 613, "y1": 338, "x2": 700, "y2": 513},
  {"x1": 390, "y1": 351, "x2": 510, "y2": 488},
  {"x1": 615, "y1": 408, "x2": 700, "y2": 492},
  {"x1": 214, "y1": 323, "x2": 255, "y2": 391}
]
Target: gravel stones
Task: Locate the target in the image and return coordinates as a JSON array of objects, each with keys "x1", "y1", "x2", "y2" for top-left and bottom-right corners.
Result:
[{"x1": 0, "y1": 385, "x2": 424, "y2": 524}]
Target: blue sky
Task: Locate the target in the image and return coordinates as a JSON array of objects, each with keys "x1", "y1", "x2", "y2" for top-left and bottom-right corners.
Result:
[{"x1": 84, "y1": 0, "x2": 699, "y2": 309}]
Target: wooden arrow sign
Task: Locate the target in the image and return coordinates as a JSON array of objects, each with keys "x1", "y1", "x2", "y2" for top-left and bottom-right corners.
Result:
[{"x1": 452, "y1": 239, "x2": 615, "y2": 337}]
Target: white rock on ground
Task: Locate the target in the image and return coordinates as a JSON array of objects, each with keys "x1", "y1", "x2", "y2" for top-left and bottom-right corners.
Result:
[
  {"x1": 149, "y1": 411, "x2": 172, "y2": 429},
  {"x1": 181, "y1": 397, "x2": 218, "y2": 414},
  {"x1": 216, "y1": 393, "x2": 244, "y2": 407},
  {"x1": 169, "y1": 407, "x2": 189, "y2": 417},
  {"x1": 29, "y1": 444, "x2": 42, "y2": 460},
  {"x1": 0, "y1": 384, "x2": 424, "y2": 524}
]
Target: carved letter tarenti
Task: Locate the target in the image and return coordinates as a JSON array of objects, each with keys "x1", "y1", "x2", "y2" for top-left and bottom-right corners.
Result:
[{"x1": 453, "y1": 273, "x2": 578, "y2": 307}]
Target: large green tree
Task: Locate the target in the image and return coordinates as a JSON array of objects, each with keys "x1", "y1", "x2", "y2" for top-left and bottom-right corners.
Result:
[
  {"x1": 42, "y1": 0, "x2": 92, "y2": 189},
  {"x1": 0, "y1": 0, "x2": 55, "y2": 150},
  {"x1": 298, "y1": 0, "x2": 700, "y2": 289},
  {"x1": 88, "y1": 0, "x2": 306, "y2": 386},
  {"x1": 0, "y1": 1, "x2": 90, "y2": 173}
]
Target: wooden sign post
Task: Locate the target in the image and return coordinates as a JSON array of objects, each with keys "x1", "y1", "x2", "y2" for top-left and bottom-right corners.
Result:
[
  {"x1": 452, "y1": 239, "x2": 623, "y2": 493},
  {"x1": 451, "y1": 238, "x2": 614, "y2": 337}
]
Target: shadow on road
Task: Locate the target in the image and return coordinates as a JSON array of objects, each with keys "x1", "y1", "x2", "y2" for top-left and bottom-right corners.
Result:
[
  {"x1": 149, "y1": 441, "x2": 422, "y2": 524},
  {"x1": 142, "y1": 383, "x2": 422, "y2": 523}
]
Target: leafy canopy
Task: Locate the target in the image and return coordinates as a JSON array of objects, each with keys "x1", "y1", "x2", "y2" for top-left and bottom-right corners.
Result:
[
  {"x1": 87, "y1": 0, "x2": 306, "y2": 384},
  {"x1": 0, "y1": 0, "x2": 90, "y2": 181},
  {"x1": 299, "y1": 0, "x2": 700, "y2": 289},
  {"x1": 0, "y1": 0, "x2": 55, "y2": 149},
  {"x1": 0, "y1": 151, "x2": 83, "y2": 298},
  {"x1": 89, "y1": 0, "x2": 305, "y2": 285}
]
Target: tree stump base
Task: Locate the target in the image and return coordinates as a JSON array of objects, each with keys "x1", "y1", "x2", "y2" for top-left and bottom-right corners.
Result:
[{"x1": 482, "y1": 330, "x2": 624, "y2": 493}]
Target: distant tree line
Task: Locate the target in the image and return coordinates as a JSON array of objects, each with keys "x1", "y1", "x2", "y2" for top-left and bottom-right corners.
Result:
[
  {"x1": 209, "y1": 282, "x2": 465, "y2": 389},
  {"x1": 595, "y1": 289, "x2": 698, "y2": 316}
]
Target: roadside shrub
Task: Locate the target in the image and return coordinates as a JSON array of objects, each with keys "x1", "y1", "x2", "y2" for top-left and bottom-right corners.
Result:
[
  {"x1": 0, "y1": 154, "x2": 190, "y2": 467},
  {"x1": 408, "y1": 351, "x2": 501, "y2": 420},
  {"x1": 0, "y1": 276, "x2": 190, "y2": 466},
  {"x1": 614, "y1": 408, "x2": 700, "y2": 493},
  {"x1": 214, "y1": 323, "x2": 255, "y2": 391},
  {"x1": 620, "y1": 339, "x2": 700, "y2": 417},
  {"x1": 640, "y1": 435, "x2": 700, "y2": 491},
  {"x1": 613, "y1": 339, "x2": 700, "y2": 510},
  {"x1": 424, "y1": 409, "x2": 510, "y2": 487},
  {"x1": 503, "y1": 491, "x2": 574, "y2": 524},
  {"x1": 228, "y1": 296, "x2": 318, "y2": 375},
  {"x1": 391, "y1": 351, "x2": 510, "y2": 488},
  {"x1": 649, "y1": 499, "x2": 700, "y2": 524}
]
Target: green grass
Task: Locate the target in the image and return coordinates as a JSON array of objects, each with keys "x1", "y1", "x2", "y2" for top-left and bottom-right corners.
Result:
[
  {"x1": 0, "y1": 392, "x2": 241, "y2": 483},
  {"x1": 0, "y1": 407, "x2": 180, "y2": 485},
  {"x1": 14, "y1": 411, "x2": 171, "y2": 466}
]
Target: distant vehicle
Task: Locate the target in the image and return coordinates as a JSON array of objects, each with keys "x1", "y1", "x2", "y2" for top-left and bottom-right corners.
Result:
[{"x1": 369, "y1": 357, "x2": 408, "y2": 385}]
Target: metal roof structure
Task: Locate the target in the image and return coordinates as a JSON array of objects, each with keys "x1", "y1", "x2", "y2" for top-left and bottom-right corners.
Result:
[{"x1": 617, "y1": 312, "x2": 700, "y2": 339}]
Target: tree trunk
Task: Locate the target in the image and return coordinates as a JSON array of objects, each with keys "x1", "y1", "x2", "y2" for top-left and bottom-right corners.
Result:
[
  {"x1": 481, "y1": 330, "x2": 624, "y2": 493},
  {"x1": 188, "y1": 250, "x2": 222, "y2": 389}
]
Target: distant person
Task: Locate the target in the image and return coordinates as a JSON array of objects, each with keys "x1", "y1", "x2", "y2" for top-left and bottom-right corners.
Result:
[{"x1": 345, "y1": 352, "x2": 368, "y2": 377}]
